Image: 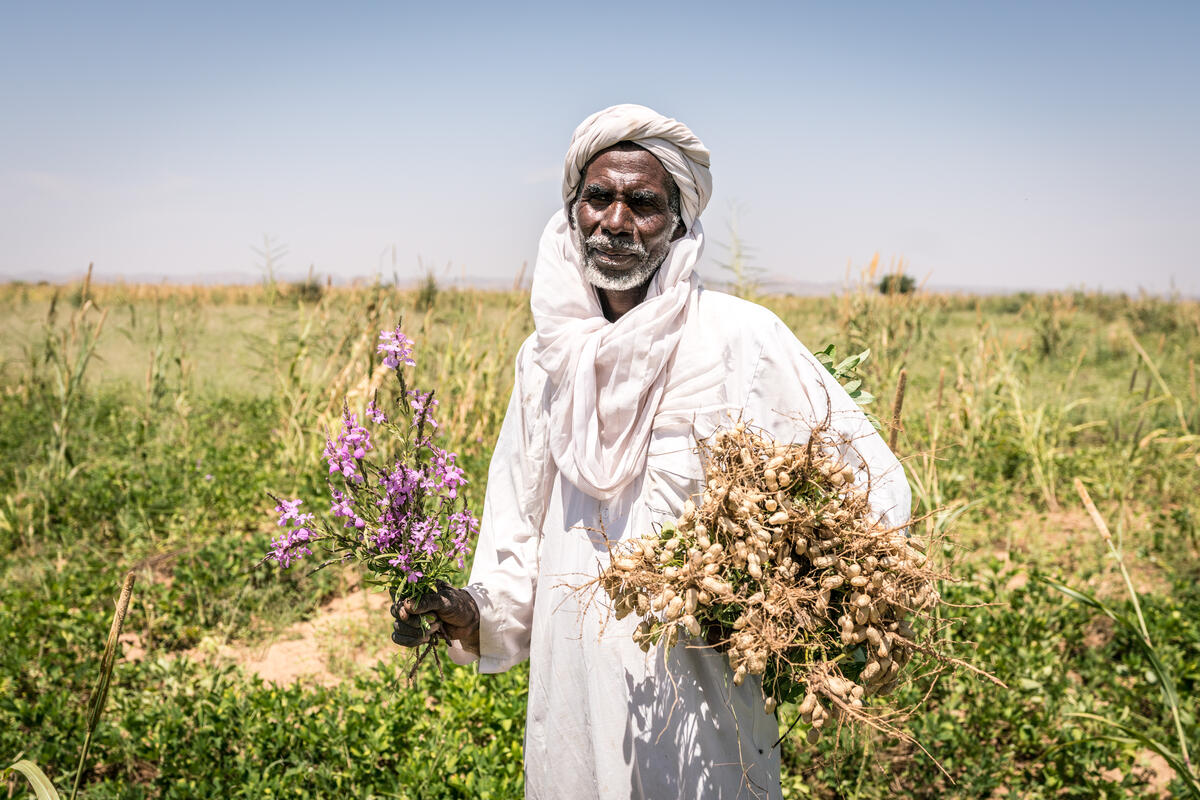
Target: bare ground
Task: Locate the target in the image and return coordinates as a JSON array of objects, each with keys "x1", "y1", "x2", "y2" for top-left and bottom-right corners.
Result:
[
  {"x1": 125, "y1": 587, "x2": 397, "y2": 686},
  {"x1": 956, "y1": 506, "x2": 1174, "y2": 598}
]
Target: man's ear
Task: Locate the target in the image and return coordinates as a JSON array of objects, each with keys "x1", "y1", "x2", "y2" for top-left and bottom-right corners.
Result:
[
  {"x1": 565, "y1": 201, "x2": 576, "y2": 230},
  {"x1": 670, "y1": 219, "x2": 686, "y2": 242}
]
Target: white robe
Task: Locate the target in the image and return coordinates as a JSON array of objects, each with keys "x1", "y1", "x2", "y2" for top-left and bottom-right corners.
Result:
[{"x1": 454, "y1": 289, "x2": 911, "y2": 800}]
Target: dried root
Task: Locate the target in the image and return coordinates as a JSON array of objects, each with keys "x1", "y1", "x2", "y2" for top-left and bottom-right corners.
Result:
[{"x1": 599, "y1": 420, "x2": 947, "y2": 745}]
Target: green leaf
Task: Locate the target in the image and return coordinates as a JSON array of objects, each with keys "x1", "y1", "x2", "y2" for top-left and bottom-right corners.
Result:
[
  {"x1": 815, "y1": 350, "x2": 835, "y2": 372},
  {"x1": 1041, "y1": 577, "x2": 1110, "y2": 615},
  {"x1": 833, "y1": 355, "x2": 860, "y2": 376},
  {"x1": 5, "y1": 759, "x2": 63, "y2": 800},
  {"x1": 1041, "y1": 577, "x2": 1183, "y2": 713},
  {"x1": 1066, "y1": 713, "x2": 1200, "y2": 799},
  {"x1": 834, "y1": 348, "x2": 871, "y2": 376}
]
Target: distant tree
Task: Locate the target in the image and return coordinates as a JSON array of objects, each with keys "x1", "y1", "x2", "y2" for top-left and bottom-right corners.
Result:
[
  {"x1": 417, "y1": 270, "x2": 439, "y2": 311},
  {"x1": 878, "y1": 273, "x2": 916, "y2": 295},
  {"x1": 290, "y1": 265, "x2": 324, "y2": 303}
]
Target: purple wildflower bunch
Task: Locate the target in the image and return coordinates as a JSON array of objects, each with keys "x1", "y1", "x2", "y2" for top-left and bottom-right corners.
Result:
[{"x1": 267, "y1": 323, "x2": 477, "y2": 604}]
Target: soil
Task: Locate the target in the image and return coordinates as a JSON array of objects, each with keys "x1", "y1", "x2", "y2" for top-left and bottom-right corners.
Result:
[
  {"x1": 1135, "y1": 749, "x2": 1178, "y2": 798},
  {"x1": 173, "y1": 587, "x2": 394, "y2": 686},
  {"x1": 960, "y1": 506, "x2": 1172, "y2": 599},
  {"x1": 1098, "y1": 750, "x2": 1177, "y2": 798}
]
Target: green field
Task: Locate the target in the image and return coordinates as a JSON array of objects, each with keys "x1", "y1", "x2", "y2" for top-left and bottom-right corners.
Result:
[{"x1": 2, "y1": 278, "x2": 1198, "y2": 798}]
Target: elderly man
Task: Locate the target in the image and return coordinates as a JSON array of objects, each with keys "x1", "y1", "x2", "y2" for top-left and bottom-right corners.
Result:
[{"x1": 392, "y1": 104, "x2": 910, "y2": 799}]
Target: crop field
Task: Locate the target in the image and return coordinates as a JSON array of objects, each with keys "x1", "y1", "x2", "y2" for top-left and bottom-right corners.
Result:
[{"x1": 1, "y1": 277, "x2": 1198, "y2": 798}]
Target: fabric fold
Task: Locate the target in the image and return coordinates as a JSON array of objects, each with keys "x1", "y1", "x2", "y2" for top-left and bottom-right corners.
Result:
[
  {"x1": 533, "y1": 103, "x2": 713, "y2": 500},
  {"x1": 530, "y1": 210, "x2": 705, "y2": 499}
]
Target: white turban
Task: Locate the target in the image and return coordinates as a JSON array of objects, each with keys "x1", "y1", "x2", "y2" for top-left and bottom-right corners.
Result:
[
  {"x1": 561, "y1": 103, "x2": 712, "y2": 231},
  {"x1": 531, "y1": 105, "x2": 711, "y2": 499}
]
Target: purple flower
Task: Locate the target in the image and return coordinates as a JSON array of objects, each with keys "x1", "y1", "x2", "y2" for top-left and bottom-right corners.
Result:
[
  {"x1": 270, "y1": 512, "x2": 316, "y2": 568},
  {"x1": 324, "y1": 410, "x2": 372, "y2": 481},
  {"x1": 409, "y1": 517, "x2": 444, "y2": 556},
  {"x1": 373, "y1": 523, "x2": 403, "y2": 551},
  {"x1": 380, "y1": 463, "x2": 422, "y2": 509},
  {"x1": 330, "y1": 489, "x2": 366, "y2": 530},
  {"x1": 366, "y1": 400, "x2": 387, "y2": 424},
  {"x1": 448, "y1": 509, "x2": 478, "y2": 542},
  {"x1": 265, "y1": 320, "x2": 484, "y2": 593},
  {"x1": 377, "y1": 326, "x2": 416, "y2": 370},
  {"x1": 409, "y1": 390, "x2": 439, "y2": 430},
  {"x1": 448, "y1": 509, "x2": 478, "y2": 567},
  {"x1": 385, "y1": 551, "x2": 423, "y2": 583},
  {"x1": 275, "y1": 498, "x2": 304, "y2": 526},
  {"x1": 423, "y1": 445, "x2": 467, "y2": 499},
  {"x1": 330, "y1": 490, "x2": 352, "y2": 518}
]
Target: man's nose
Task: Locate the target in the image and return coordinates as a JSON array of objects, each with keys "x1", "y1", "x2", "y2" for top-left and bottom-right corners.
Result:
[{"x1": 599, "y1": 201, "x2": 634, "y2": 237}]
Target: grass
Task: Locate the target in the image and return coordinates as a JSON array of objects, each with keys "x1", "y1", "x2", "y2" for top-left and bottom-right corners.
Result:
[{"x1": 1, "y1": 279, "x2": 1197, "y2": 797}]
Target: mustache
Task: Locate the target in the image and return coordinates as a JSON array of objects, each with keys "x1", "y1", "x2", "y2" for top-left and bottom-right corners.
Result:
[{"x1": 583, "y1": 231, "x2": 647, "y2": 258}]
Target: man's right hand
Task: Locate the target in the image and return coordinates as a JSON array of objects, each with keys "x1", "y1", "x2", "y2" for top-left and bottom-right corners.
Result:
[{"x1": 390, "y1": 583, "x2": 481, "y2": 656}]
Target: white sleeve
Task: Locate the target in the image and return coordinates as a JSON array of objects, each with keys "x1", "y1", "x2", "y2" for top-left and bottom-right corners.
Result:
[
  {"x1": 742, "y1": 318, "x2": 912, "y2": 532},
  {"x1": 447, "y1": 344, "x2": 554, "y2": 672}
]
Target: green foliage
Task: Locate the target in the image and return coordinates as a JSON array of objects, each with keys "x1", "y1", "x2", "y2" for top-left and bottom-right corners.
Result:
[
  {"x1": 417, "y1": 272, "x2": 439, "y2": 312},
  {"x1": 778, "y1": 569, "x2": 1200, "y2": 798},
  {"x1": 1041, "y1": 481, "x2": 1197, "y2": 796},
  {"x1": 4, "y1": 759, "x2": 61, "y2": 799},
  {"x1": 289, "y1": 268, "x2": 325, "y2": 304},
  {"x1": 877, "y1": 273, "x2": 915, "y2": 295},
  {"x1": 834, "y1": 275, "x2": 932, "y2": 370},
  {"x1": 1024, "y1": 293, "x2": 1077, "y2": 358},
  {"x1": 814, "y1": 344, "x2": 876, "y2": 408},
  {"x1": 814, "y1": 343, "x2": 881, "y2": 433},
  {"x1": 2, "y1": 283, "x2": 1198, "y2": 797},
  {"x1": 94, "y1": 660, "x2": 528, "y2": 798}
]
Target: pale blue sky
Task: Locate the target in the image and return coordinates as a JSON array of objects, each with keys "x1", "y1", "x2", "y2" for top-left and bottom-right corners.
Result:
[{"x1": 2, "y1": 1, "x2": 1197, "y2": 293}]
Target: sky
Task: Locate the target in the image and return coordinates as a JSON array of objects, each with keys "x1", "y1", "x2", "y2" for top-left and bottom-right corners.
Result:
[{"x1": 2, "y1": 1, "x2": 1197, "y2": 294}]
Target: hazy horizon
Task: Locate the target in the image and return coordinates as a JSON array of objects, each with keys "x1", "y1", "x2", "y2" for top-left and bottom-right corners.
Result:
[{"x1": 3, "y1": 1, "x2": 1197, "y2": 296}]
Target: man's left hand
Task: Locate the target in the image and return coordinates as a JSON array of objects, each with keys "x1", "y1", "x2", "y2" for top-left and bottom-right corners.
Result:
[{"x1": 390, "y1": 583, "x2": 481, "y2": 656}]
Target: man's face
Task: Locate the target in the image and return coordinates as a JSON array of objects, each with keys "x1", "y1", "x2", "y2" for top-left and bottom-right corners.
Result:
[{"x1": 568, "y1": 145, "x2": 684, "y2": 292}]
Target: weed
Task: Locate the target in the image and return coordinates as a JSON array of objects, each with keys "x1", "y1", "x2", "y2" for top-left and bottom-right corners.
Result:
[{"x1": 2, "y1": 281, "x2": 1198, "y2": 797}]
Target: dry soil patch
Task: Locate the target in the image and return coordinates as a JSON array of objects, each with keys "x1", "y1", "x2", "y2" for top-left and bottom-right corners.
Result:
[{"x1": 178, "y1": 587, "x2": 395, "y2": 686}]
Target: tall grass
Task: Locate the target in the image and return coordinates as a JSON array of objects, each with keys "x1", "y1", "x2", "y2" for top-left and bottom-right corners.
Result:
[
  {"x1": 3, "y1": 573, "x2": 136, "y2": 800},
  {"x1": 1, "y1": 278, "x2": 1198, "y2": 797},
  {"x1": 1045, "y1": 480, "x2": 1197, "y2": 797}
]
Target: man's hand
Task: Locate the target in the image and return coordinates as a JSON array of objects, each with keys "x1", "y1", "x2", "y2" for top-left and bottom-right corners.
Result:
[{"x1": 390, "y1": 583, "x2": 481, "y2": 656}]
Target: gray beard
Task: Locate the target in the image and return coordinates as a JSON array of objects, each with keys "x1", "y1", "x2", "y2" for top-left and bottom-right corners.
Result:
[
  {"x1": 571, "y1": 206, "x2": 676, "y2": 292},
  {"x1": 585, "y1": 256, "x2": 661, "y2": 292}
]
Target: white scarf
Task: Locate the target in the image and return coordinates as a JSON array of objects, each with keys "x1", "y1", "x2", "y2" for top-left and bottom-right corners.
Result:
[
  {"x1": 531, "y1": 104, "x2": 712, "y2": 499},
  {"x1": 530, "y1": 209, "x2": 706, "y2": 499}
]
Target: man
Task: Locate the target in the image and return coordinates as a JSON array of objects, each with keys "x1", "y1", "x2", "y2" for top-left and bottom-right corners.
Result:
[{"x1": 392, "y1": 104, "x2": 910, "y2": 799}]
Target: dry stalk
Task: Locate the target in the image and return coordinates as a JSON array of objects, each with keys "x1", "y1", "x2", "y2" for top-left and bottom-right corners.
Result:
[
  {"x1": 889, "y1": 369, "x2": 908, "y2": 452},
  {"x1": 70, "y1": 571, "x2": 136, "y2": 800}
]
